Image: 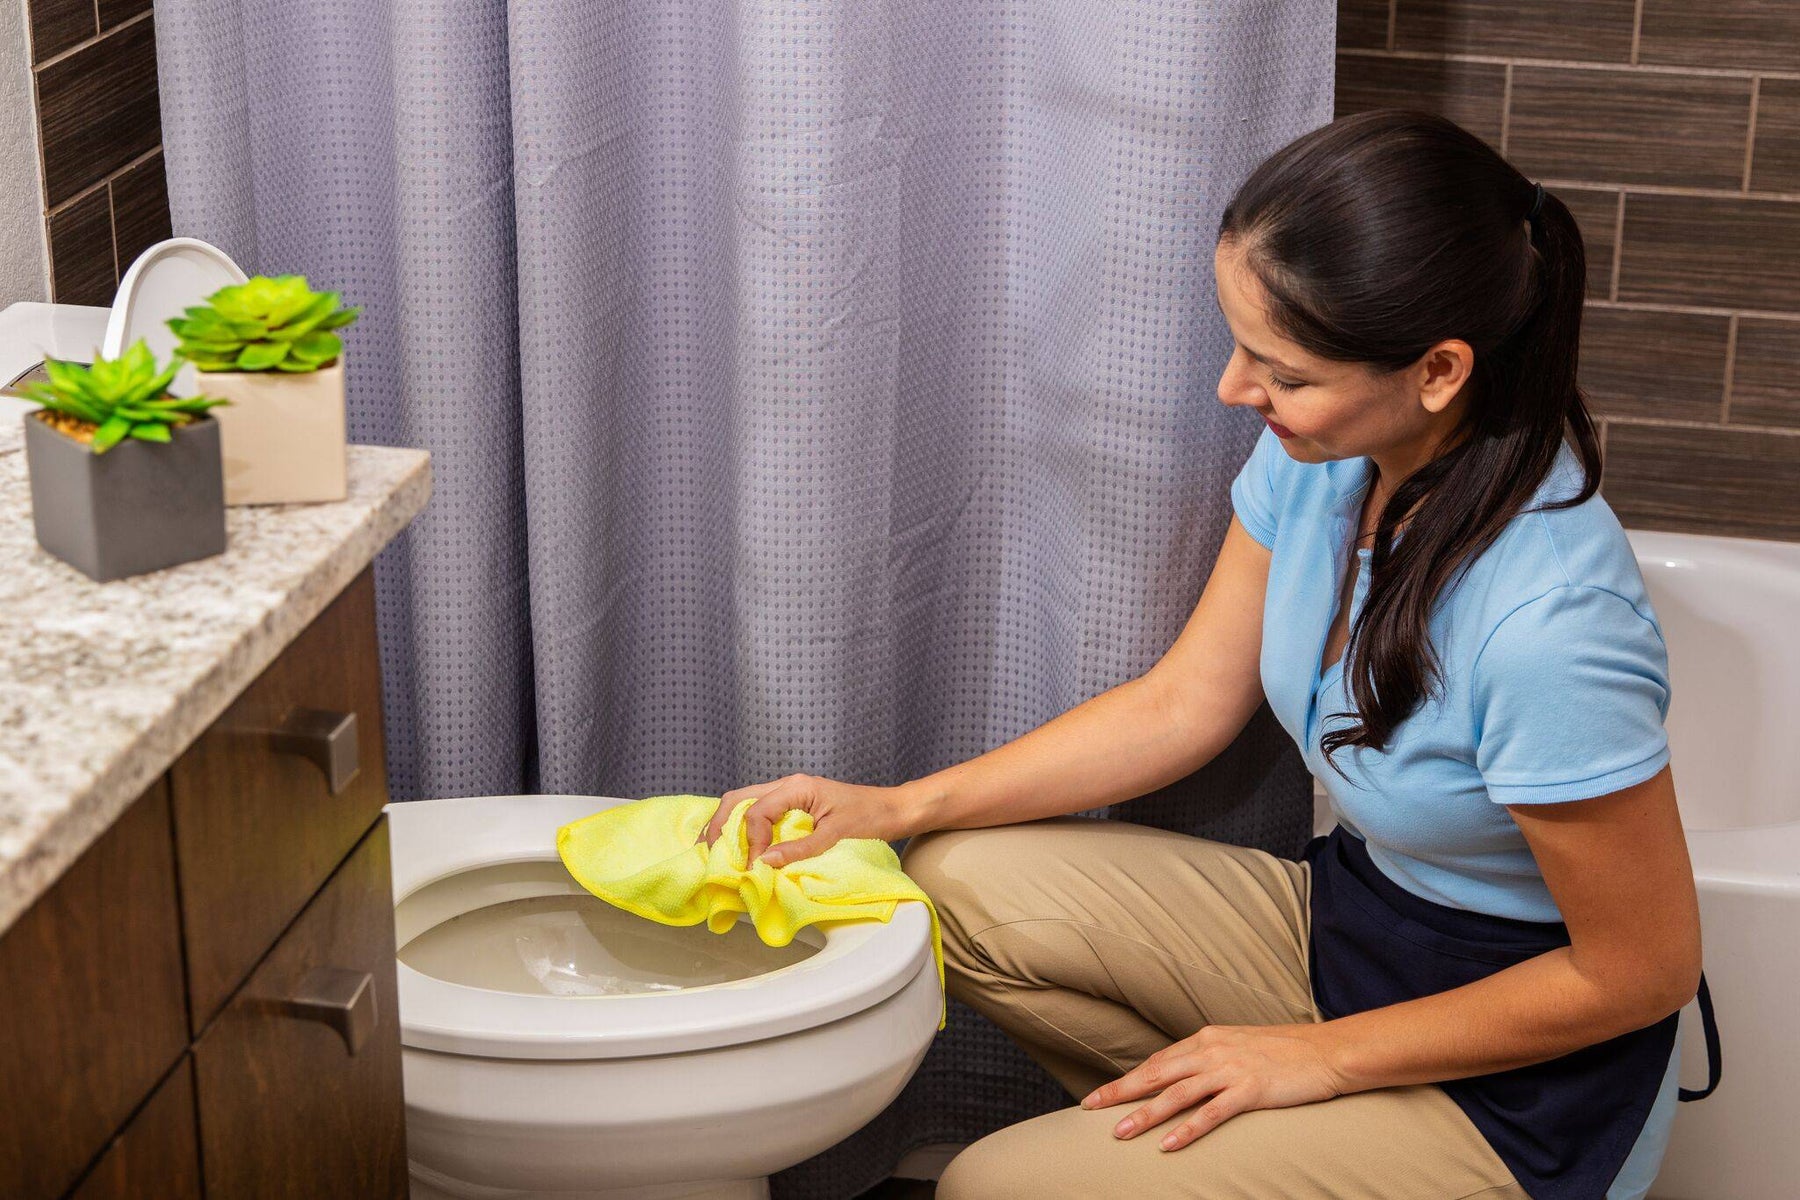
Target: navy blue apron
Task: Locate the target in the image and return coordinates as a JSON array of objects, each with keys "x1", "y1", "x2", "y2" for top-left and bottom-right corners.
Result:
[{"x1": 1302, "y1": 825, "x2": 1720, "y2": 1200}]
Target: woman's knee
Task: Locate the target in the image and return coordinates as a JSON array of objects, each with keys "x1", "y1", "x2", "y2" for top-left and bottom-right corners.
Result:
[
  {"x1": 936, "y1": 1128, "x2": 1038, "y2": 1200},
  {"x1": 935, "y1": 1107, "x2": 1169, "y2": 1200}
]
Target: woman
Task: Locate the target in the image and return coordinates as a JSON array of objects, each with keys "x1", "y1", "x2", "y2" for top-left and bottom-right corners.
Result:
[{"x1": 700, "y1": 109, "x2": 1714, "y2": 1199}]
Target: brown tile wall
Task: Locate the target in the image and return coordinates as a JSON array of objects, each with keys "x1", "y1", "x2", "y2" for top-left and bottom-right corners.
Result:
[
  {"x1": 1338, "y1": 0, "x2": 1800, "y2": 542},
  {"x1": 15, "y1": 0, "x2": 1798, "y2": 540},
  {"x1": 25, "y1": 1, "x2": 170, "y2": 309}
]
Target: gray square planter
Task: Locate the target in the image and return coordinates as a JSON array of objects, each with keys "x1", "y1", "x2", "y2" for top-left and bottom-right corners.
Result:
[{"x1": 24, "y1": 412, "x2": 227, "y2": 582}]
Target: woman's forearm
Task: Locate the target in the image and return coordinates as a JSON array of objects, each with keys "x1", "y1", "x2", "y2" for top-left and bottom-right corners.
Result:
[
  {"x1": 1308, "y1": 945, "x2": 1689, "y2": 1095},
  {"x1": 891, "y1": 676, "x2": 1221, "y2": 836}
]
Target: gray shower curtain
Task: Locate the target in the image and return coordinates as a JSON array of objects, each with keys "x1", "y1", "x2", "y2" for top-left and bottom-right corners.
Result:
[{"x1": 157, "y1": 0, "x2": 1334, "y2": 1192}]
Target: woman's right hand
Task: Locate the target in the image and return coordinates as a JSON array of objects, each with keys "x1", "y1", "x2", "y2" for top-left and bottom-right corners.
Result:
[{"x1": 697, "y1": 773, "x2": 921, "y2": 868}]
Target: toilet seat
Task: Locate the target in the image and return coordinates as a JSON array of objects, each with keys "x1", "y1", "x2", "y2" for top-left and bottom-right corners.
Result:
[{"x1": 385, "y1": 794, "x2": 935, "y2": 1061}]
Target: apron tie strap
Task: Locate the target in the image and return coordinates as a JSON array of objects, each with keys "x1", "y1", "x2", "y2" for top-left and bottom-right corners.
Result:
[{"x1": 1678, "y1": 971, "x2": 1721, "y2": 1102}]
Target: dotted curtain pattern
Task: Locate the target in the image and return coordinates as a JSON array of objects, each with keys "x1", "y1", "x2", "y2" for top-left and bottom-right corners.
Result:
[{"x1": 157, "y1": 0, "x2": 1334, "y2": 1190}]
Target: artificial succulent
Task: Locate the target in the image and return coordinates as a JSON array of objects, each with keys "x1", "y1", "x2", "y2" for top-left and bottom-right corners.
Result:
[
  {"x1": 18, "y1": 339, "x2": 227, "y2": 454},
  {"x1": 167, "y1": 274, "x2": 360, "y2": 373}
]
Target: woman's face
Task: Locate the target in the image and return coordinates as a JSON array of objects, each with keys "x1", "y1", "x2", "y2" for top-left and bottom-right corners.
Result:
[{"x1": 1213, "y1": 236, "x2": 1470, "y2": 474}]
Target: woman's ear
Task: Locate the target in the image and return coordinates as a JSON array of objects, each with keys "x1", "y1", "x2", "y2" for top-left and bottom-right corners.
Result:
[{"x1": 1417, "y1": 338, "x2": 1474, "y2": 415}]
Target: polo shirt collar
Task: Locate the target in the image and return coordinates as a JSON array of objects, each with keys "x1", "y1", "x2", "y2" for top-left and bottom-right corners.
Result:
[{"x1": 1326, "y1": 455, "x2": 1377, "y2": 513}]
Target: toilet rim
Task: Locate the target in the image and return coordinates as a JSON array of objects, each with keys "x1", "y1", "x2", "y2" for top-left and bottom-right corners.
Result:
[{"x1": 384, "y1": 794, "x2": 935, "y2": 1061}]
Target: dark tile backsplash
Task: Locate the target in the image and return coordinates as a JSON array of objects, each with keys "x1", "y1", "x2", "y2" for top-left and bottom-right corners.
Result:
[
  {"x1": 1730, "y1": 319, "x2": 1800, "y2": 429},
  {"x1": 1638, "y1": 0, "x2": 1800, "y2": 74},
  {"x1": 1506, "y1": 67, "x2": 1752, "y2": 191},
  {"x1": 1579, "y1": 307, "x2": 1731, "y2": 425},
  {"x1": 1603, "y1": 421, "x2": 1800, "y2": 543},
  {"x1": 46, "y1": 188, "x2": 115, "y2": 307},
  {"x1": 1336, "y1": 0, "x2": 1388, "y2": 52},
  {"x1": 97, "y1": 0, "x2": 153, "y2": 33},
  {"x1": 111, "y1": 150, "x2": 173, "y2": 272},
  {"x1": 1334, "y1": 54, "x2": 1507, "y2": 145},
  {"x1": 1748, "y1": 77, "x2": 1800, "y2": 195},
  {"x1": 1555, "y1": 187, "x2": 1622, "y2": 299},
  {"x1": 27, "y1": 0, "x2": 94, "y2": 65},
  {"x1": 1395, "y1": 0, "x2": 1638, "y2": 62},
  {"x1": 27, "y1": 1, "x2": 169, "y2": 320},
  {"x1": 1339, "y1": 0, "x2": 1800, "y2": 543},
  {"x1": 1618, "y1": 194, "x2": 1800, "y2": 311},
  {"x1": 36, "y1": 14, "x2": 160, "y2": 210},
  {"x1": 15, "y1": 0, "x2": 1798, "y2": 542}
]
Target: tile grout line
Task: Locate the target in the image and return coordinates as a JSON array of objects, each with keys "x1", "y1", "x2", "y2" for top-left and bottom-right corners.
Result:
[
  {"x1": 1336, "y1": 46, "x2": 1800, "y2": 83},
  {"x1": 1385, "y1": 0, "x2": 1396, "y2": 53},
  {"x1": 1604, "y1": 413, "x2": 1800, "y2": 438},
  {"x1": 30, "y1": 7, "x2": 152, "y2": 74},
  {"x1": 1741, "y1": 76, "x2": 1760, "y2": 193},
  {"x1": 1539, "y1": 177, "x2": 1800, "y2": 202},
  {"x1": 106, "y1": 177, "x2": 120, "y2": 287},
  {"x1": 1720, "y1": 314, "x2": 1738, "y2": 424},
  {"x1": 1499, "y1": 62, "x2": 1513, "y2": 157},
  {"x1": 43, "y1": 144, "x2": 162, "y2": 221},
  {"x1": 1609, "y1": 194, "x2": 1625, "y2": 302},
  {"x1": 1588, "y1": 298, "x2": 1800, "y2": 323},
  {"x1": 1629, "y1": 0, "x2": 1643, "y2": 67},
  {"x1": 29, "y1": 59, "x2": 47, "y2": 214}
]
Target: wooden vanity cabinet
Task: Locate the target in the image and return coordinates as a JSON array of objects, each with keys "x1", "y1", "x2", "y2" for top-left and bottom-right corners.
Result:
[
  {"x1": 67, "y1": 1058, "x2": 203, "y2": 1200},
  {"x1": 170, "y1": 562, "x2": 392, "y2": 1030},
  {"x1": 193, "y1": 820, "x2": 406, "y2": 1198},
  {"x1": 0, "y1": 567, "x2": 408, "y2": 1199},
  {"x1": 0, "y1": 778, "x2": 188, "y2": 1198}
]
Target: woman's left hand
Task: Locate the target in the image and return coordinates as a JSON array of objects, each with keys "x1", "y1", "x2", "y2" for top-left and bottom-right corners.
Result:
[{"x1": 1079, "y1": 1023, "x2": 1347, "y2": 1151}]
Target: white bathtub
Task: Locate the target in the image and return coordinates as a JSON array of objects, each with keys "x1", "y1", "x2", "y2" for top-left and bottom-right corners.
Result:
[
  {"x1": 1632, "y1": 528, "x2": 1797, "y2": 1200},
  {"x1": 1312, "y1": 527, "x2": 1799, "y2": 1199}
]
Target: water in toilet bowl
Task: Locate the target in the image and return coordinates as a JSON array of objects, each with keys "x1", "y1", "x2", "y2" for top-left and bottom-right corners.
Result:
[{"x1": 398, "y1": 893, "x2": 820, "y2": 997}]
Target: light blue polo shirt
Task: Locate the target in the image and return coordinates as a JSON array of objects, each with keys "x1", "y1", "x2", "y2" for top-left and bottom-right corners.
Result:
[{"x1": 1229, "y1": 425, "x2": 1679, "y2": 1198}]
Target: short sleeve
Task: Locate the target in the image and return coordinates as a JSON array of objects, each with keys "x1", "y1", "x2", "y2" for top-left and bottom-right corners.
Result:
[
  {"x1": 1229, "y1": 426, "x2": 1285, "y2": 549},
  {"x1": 1472, "y1": 586, "x2": 1672, "y2": 805}
]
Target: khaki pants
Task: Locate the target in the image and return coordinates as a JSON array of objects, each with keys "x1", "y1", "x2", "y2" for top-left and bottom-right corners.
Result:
[{"x1": 900, "y1": 817, "x2": 1530, "y2": 1200}]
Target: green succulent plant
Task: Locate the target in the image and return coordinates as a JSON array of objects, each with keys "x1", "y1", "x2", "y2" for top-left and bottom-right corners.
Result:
[
  {"x1": 166, "y1": 274, "x2": 360, "y2": 373},
  {"x1": 18, "y1": 339, "x2": 228, "y2": 454}
]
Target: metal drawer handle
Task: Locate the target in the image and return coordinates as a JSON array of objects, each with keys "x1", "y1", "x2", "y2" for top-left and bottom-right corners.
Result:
[
  {"x1": 270, "y1": 707, "x2": 360, "y2": 795},
  {"x1": 282, "y1": 967, "x2": 377, "y2": 1055}
]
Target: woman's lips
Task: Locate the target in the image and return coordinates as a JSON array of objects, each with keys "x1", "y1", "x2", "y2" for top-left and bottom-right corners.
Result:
[{"x1": 1264, "y1": 415, "x2": 1295, "y2": 439}]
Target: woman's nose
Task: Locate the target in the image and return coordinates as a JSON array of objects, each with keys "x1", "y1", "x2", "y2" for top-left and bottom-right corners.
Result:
[{"x1": 1217, "y1": 355, "x2": 1258, "y2": 408}]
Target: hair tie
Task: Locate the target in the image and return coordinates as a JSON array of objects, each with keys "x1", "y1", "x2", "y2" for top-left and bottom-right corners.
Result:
[{"x1": 1525, "y1": 181, "x2": 1545, "y2": 226}]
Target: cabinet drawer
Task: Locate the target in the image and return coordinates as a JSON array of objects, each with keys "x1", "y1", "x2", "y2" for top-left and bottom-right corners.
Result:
[
  {"x1": 68, "y1": 1057, "x2": 202, "y2": 1200},
  {"x1": 170, "y1": 567, "x2": 389, "y2": 1027},
  {"x1": 193, "y1": 817, "x2": 407, "y2": 1199},
  {"x1": 0, "y1": 780, "x2": 187, "y2": 1200}
]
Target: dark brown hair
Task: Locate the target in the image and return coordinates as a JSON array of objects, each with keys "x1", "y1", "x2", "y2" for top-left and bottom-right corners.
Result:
[{"x1": 1217, "y1": 108, "x2": 1602, "y2": 780}]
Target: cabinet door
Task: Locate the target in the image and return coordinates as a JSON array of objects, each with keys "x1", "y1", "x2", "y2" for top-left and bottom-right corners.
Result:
[
  {"x1": 0, "y1": 779, "x2": 187, "y2": 1200},
  {"x1": 193, "y1": 817, "x2": 407, "y2": 1199},
  {"x1": 68, "y1": 1057, "x2": 202, "y2": 1200},
  {"x1": 170, "y1": 567, "x2": 390, "y2": 1028}
]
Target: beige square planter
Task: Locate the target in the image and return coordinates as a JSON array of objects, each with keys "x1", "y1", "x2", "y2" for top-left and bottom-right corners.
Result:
[{"x1": 202, "y1": 359, "x2": 348, "y2": 505}]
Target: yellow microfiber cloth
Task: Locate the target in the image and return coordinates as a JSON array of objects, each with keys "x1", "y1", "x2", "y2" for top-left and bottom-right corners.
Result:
[{"x1": 556, "y1": 793, "x2": 945, "y2": 1029}]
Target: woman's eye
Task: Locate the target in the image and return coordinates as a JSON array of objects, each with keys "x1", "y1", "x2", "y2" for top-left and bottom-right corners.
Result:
[{"x1": 1267, "y1": 371, "x2": 1302, "y2": 392}]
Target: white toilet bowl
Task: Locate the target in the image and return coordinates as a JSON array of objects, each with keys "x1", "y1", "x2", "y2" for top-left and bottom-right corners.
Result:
[{"x1": 384, "y1": 794, "x2": 941, "y2": 1200}]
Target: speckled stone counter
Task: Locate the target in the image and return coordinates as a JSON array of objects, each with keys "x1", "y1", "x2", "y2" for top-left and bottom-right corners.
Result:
[{"x1": 0, "y1": 416, "x2": 431, "y2": 935}]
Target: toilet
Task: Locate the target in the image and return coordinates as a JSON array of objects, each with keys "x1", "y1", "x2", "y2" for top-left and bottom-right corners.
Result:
[{"x1": 384, "y1": 794, "x2": 941, "y2": 1200}]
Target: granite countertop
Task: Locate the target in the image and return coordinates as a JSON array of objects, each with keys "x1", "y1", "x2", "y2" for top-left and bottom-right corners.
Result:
[{"x1": 0, "y1": 416, "x2": 431, "y2": 935}]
